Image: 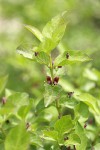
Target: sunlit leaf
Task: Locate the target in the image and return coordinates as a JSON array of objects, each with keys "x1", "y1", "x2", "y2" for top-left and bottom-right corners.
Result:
[
  {"x1": 75, "y1": 122, "x2": 88, "y2": 150},
  {"x1": 43, "y1": 130, "x2": 58, "y2": 141},
  {"x1": 75, "y1": 93, "x2": 100, "y2": 115},
  {"x1": 44, "y1": 84, "x2": 63, "y2": 107},
  {"x1": 54, "y1": 115, "x2": 74, "y2": 135},
  {"x1": 16, "y1": 43, "x2": 37, "y2": 59},
  {"x1": 36, "y1": 51, "x2": 50, "y2": 65},
  {"x1": 5, "y1": 122, "x2": 30, "y2": 150},
  {"x1": 54, "y1": 50, "x2": 91, "y2": 66},
  {"x1": 0, "y1": 92, "x2": 29, "y2": 115},
  {"x1": 65, "y1": 133, "x2": 81, "y2": 145},
  {"x1": 74, "y1": 102, "x2": 89, "y2": 122},
  {"x1": 24, "y1": 25, "x2": 44, "y2": 42},
  {"x1": 39, "y1": 11, "x2": 67, "y2": 53},
  {"x1": 94, "y1": 143, "x2": 100, "y2": 150}
]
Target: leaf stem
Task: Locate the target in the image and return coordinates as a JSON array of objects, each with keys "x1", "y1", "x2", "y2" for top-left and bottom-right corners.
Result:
[
  {"x1": 55, "y1": 98, "x2": 61, "y2": 119},
  {"x1": 49, "y1": 55, "x2": 54, "y2": 81},
  {"x1": 49, "y1": 54, "x2": 61, "y2": 118}
]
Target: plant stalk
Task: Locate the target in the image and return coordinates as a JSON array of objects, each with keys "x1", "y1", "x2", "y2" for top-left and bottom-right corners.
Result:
[{"x1": 49, "y1": 55, "x2": 61, "y2": 118}]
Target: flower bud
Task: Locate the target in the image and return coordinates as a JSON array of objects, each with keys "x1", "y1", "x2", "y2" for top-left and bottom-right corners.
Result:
[
  {"x1": 84, "y1": 123, "x2": 87, "y2": 128},
  {"x1": 67, "y1": 146, "x2": 71, "y2": 150},
  {"x1": 5, "y1": 120, "x2": 10, "y2": 124},
  {"x1": 26, "y1": 122, "x2": 30, "y2": 129},
  {"x1": 46, "y1": 76, "x2": 52, "y2": 85},
  {"x1": 34, "y1": 52, "x2": 38, "y2": 56},
  {"x1": 64, "y1": 136, "x2": 68, "y2": 141},
  {"x1": 2, "y1": 97, "x2": 6, "y2": 105},
  {"x1": 58, "y1": 66, "x2": 62, "y2": 68},
  {"x1": 74, "y1": 145, "x2": 76, "y2": 150},
  {"x1": 53, "y1": 77, "x2": 59, "y2": 85},
  {"x1": 66, "y1": 53, "x2": 70, "y2": 59},
  {"x1": 67, "y1": 92, "x2": 74, "y2": 98}
]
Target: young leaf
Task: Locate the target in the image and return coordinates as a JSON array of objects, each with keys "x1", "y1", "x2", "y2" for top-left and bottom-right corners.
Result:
[
  {"x1": 39, "y1": 11, "x2": 67, "y2": 53},
  {"x1": 0, "y1": 92, "x2": 29, "y2": 115},
  {"x1": 16, "y1": 43, "x2": 37, "y2": 60},
  {"x1": 24, "y1": 25, "x2": 44, "y2": 42},
  {"x1": 43, "y1": 130, "x2": 58, "y2": 141},
  {"x1": 54, "y1": 50, "x2": 91, "y2": 66},
  {"x1": 75, "y1": 122, "x2": 88, "y2": 150},
  {"x1": 94, "y1": 143, "x2": 100, "y2": 150},
  {"x1": 75, "y1": 93, "x2": 100, "y2": 115},
  {"x1": 74, "y1": 102, "x2": 89, "y2": 122},
  {"x1": 30, "y1": 133, "x2": 43, "y2": 147},
  {"x1": 44, "y1": 84, "x2": 62, "y2": 107},
  {"x1": 5, "y1": 122, "x2": 30, "y2": 150},
  {"x1": 60, "y1": 95, "x2": 78, "y2": 109},
  {"x1": 36, "y1": 99, "x2": 45, "y2": 112},
  {"x1": 36, "y1": 51, "x2": 50, "y2": 66},
  {"x1": 65, "y1": 133, "x2": 81, "y2": 146},
  {"x1": 18, "y1": 105, "x2": 32, "y2": 119},
  {"x1": 54, "y1": 115, "x2": 74, "y2": 135}
]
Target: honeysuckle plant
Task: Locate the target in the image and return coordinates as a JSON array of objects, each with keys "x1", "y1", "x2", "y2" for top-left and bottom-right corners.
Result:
[{"x1": 0, "y1": 12, "x2": 100, "y2": 150}]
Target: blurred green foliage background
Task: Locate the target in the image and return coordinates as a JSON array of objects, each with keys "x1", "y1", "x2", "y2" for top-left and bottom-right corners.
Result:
[{"x1": 0, "y1": 0, "x2": 100, "y2": 98}]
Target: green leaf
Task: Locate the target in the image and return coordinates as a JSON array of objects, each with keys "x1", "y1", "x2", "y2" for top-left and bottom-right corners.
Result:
[
  {"x1": 24, "y1": 25, "x2": 44, "y2": 42},
  {"x1": 74, "y1": 102, "x2": 89, "y2": 122},
  {"x1": 18, "y1": 105, "x2": 32, "y2": 119},
  {"x1": 65, "y1": 133, "x2": 81, "y2": 146},
  {"x1": 43, "y1": 130, "x2": 58, "y2": 141},
  {"x1": 36, "y1": 51, "x2": 50, "y2": 65},
  {"x1": 83, "y1": 68, "x2": 98, "y2": 81},
  {"x1": 5, "y1": 122, "x2": 30, "y2": 150},
  {"x1": 18, "y1": 98, "x2": 33, "y2": 119},
  {"x1": 54, "y1": 115, "x2": 74, "y2": 135},
  {"x1": 30, "y1": 133, "x2": 43, "y2": 147},
  {"x1": 39, "y1": 11, "x2": 67, "y2": 53},
  {"x1": 0, "y1": 92, "x2": 29, "y2": 115},
  {"x1": 75, "y1": 93, "x2": 100, "y2": 115},
  {"x1": 0, "y1": 75, "x2": 8, "y2": 95},
  {"x1": 60, "y1": 95, "x2": 78, "y2": 109},
  {"x1": 36, "y1": 99, "x2": 45, "y2": 112},
  {"x1": 16, "y1": 43, "x2": 38, "y2": 59},
  {"x1": 75, "y1": 122, "x2": 88, "y2": 150},
  {"x1": 94, "y1": 143, "x2": 100, "y2": 150},
  {"x1": 54, "y1": 50, "x2": 91, "y2": 66},
  {"x1": 44, "y1": 84, "x2": 63, "y2": 107}
]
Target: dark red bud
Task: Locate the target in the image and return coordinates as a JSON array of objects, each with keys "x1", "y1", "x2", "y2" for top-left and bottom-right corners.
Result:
[
  {"x1": 67, "y1": 92, "x2": 74, "y2": 98},
  {"x1": 53, "y1": 77, "x2": 59, "y2": 85},
  {"x1": 58, "y1": 66, "x2": 62, "y2": 68},
  {"x1": 64, "y1": 137, "x2": 68, "y2": 141},
  {"x1": 46, "y1": 76, "x2": 52, "y2": 85},
  {"x1": 67, "y1": 146, "x2": 70, "y2": 150},
  {"x1": 66, "y1": 53, "x2": 70, "y2": 59},
  {"x1": 2, "y1": 97, "x2": 6, "y2": 105},
  {"x1": 84, "y1": 123, "x2": 87, "y2": 128},
  {"x1": 34, "y1": 52, "x2": 38, "y2": 56},
  {"x1": 74, "y1": 145, "x2": 76, "y2": 150},
  {"x1": 5, "y1": 120, "x2": 10, "y2": 124},
  {"x1": 26, "y1": 122, "x2": 30, "y2": 129}
]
